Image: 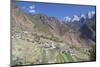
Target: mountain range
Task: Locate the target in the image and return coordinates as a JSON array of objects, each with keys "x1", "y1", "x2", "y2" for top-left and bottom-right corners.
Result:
[{"x1": 63, "y1": 11, "x2": 95, "y2": 22}]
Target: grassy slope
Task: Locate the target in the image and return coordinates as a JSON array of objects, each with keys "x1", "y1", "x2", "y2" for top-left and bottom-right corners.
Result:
[
  {"x1": 25, "y1": 13, "x2": 51, "y2": 34},
  {"x1": 55, "y1": 52, "x2": 74, "y2": 63}
]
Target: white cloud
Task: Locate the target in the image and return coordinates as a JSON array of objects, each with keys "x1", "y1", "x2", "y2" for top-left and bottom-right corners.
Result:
[
  {"x1": 28, "y1": 5, "x2": 36, "y2": 13},
  {"x1": 29, "y1": 9, "x2": 36, "y2": 13},
  {"x1": 29, "y1": 5, "x2": 35, "y2": 9},
  {"x1": 20, "y1": 5, "x2": 36, "y2": 14},
  {"x1": 72, "y1": 15, "x2": 80, "y2": 22}
]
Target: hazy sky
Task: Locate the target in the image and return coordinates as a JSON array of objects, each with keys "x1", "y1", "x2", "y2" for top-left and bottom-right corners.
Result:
[{"x1": 16, "y1": 1, "x2": 96, "y2": 20}]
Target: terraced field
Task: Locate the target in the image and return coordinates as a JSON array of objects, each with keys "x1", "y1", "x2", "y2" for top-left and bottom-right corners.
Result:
[{"x1": 12, "y1": 32, "x2": 91, "y2": 66}]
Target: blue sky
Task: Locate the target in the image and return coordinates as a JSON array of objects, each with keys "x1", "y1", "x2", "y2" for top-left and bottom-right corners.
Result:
[{"x1": 16, "y1": 1, "x2": 96, "y2": 20}]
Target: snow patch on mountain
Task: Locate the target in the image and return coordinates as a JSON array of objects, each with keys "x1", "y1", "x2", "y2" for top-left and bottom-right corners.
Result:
[
  {"x1": 63, "y1": 11, "x2": 95, "y2": 23},
  {"x1": 72, "y1": 15, "x2": 80, "y2": 22},
  {"x1": 64, "y1": 16, "x2": 71, "y2": 22}
]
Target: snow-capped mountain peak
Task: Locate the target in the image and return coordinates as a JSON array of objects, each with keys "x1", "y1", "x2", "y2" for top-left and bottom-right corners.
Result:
[
  {"x1": 81, "y1": 14, "x2": 86, "y2": 19},
  {"x1": 88, "y1": 11, "x2": 95, "y2": 19},
  {"x1": 72, "y1": 15, "x2": 80, "y2": 22},
  {"x1": 63, "y1": 11, "x2": 95, "y2": 23},
  {"x1": 64, "y1": 16, "x2": 71, "y2": 22}
]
